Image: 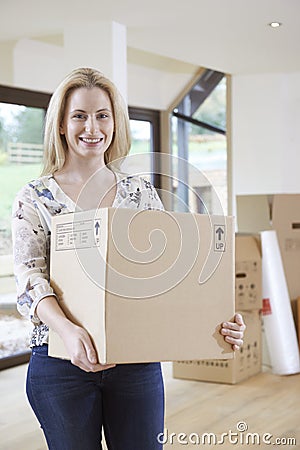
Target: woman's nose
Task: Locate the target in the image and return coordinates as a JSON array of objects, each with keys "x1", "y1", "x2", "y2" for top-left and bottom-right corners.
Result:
[{"x1": 85, "y1": 116, "x2": 97, "y2": 133}]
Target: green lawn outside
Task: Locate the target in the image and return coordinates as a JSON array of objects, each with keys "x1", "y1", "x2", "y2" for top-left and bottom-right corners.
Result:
[{"x1": 0, "y1": 163, "x2": 42, "y2": 227}]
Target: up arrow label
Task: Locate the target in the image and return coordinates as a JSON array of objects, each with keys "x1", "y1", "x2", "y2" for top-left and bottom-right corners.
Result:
[
  {"x1": 215, "y1": 226, "x2": 224, "y2": 240},
  {"x1": 214, "y1": 225, "x2": 225, "y2": 252},
  {"x1": 94, "y1": 219, "x2": 102, "y2": 246},
  {"x1": 95, "y1": 221, "x2": 100, "y2": 235}
]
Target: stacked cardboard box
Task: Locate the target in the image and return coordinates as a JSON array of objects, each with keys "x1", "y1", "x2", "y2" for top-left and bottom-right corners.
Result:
[
  {"x1": 235, "y1": 234, "x2": 262, "y2": 311},
  {"x1": 237, "y1": 194, "x2": 300, "y2": 361},
  {"x1": 236, "y1": 194, "x2": 300, "y2": 302},
  {"x1": 173, "y1": 234, "x2": 262, "y2": 384}
]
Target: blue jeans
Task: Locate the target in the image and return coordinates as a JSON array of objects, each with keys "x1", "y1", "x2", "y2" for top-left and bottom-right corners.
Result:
[{"x1": 26, "y1": 345, "x2": 165, "y2": 450}]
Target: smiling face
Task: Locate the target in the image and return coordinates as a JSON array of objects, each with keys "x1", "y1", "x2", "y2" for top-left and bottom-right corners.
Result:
[{"x1": 60, "y1": 86, "x2": 114, "y2": 165}]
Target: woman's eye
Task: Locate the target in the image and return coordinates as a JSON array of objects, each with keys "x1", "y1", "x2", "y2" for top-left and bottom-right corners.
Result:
[
  {"x1": 97, "y1": 113, "x2": 108, "y2": 119},
  {"x1": 73, "y1": 114, "x2": 86, "y2": 119}
]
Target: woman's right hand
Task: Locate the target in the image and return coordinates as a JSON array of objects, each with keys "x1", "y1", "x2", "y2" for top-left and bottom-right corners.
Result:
[
  {"x1": 36, "y1": 295, "x2": 115, "y2": 373},
  {"x1": 61, "y1": 321, "x2": 116, "y2": 372}
]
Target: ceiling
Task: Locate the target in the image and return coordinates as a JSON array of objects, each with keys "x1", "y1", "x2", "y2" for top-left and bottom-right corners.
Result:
[{"x1": 1, "y1": 0, "x2": 300, "y2": 75}]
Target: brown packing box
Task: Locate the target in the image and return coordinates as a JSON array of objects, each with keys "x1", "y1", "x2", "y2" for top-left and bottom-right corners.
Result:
[
  {"x1": 173, "y1": 310, "x2": 262, "y2": 384},
  {"x1": 236, "y1": 194, "x2": 300, "y2": 300},
  {"x1": 48, "y1": 208, "x2": 235, "y2": 364},
  {"x1": 235, "y1": 234, "x2": 262, "y2": 311},
  {"x1": 272, "y1": 195, "x2": 300, "y2": 301}
]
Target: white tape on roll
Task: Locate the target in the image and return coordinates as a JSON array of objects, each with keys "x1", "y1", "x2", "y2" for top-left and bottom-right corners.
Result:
[{"x1": 261, "y1": 230, "x2": 300, "y2": 375}]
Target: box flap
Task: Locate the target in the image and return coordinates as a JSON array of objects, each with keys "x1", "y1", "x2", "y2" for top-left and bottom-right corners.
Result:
[
  {"x1": 272, "y1": 194, "x2": 300, "y2": 229},
  {"x1": 236, "y1": 195, "x2": 272, "y2": 233}
]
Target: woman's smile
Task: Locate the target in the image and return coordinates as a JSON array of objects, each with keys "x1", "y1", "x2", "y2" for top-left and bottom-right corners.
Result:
[
  {"x1": 79, "y1": 137, "x2": 103, "y2": 144},
  {"x1": 78, "y1": 136, "x2": 104, "y2": 146}
]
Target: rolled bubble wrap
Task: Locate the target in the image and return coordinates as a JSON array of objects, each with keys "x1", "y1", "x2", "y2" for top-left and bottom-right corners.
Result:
[{"x1": 261, "y1": 230, "x2": 300, "y2": 375}]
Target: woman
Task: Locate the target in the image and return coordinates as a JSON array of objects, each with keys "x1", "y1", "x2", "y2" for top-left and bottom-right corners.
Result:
[{"x1": 12, "y1": 67, "x2": 245, "y2": 450}]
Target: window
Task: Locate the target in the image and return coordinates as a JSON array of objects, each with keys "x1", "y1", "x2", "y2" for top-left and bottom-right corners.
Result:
[
  {"x1": 171, "y1": 70, "x2": 227, "y2": 215},
  {"x1": 0, "y1": 87, "x2": 161, "y2": 370},
  {"x1": 127, "y1": 107, "x2": 161, "y2": 188},
  {"x1": 0, "y1": 85, "x2": 50, "y2": 369}
]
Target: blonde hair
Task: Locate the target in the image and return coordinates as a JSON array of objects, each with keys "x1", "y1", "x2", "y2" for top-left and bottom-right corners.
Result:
[{"x1": 41, "y1": 67, "x2": 131, "y2": 175}]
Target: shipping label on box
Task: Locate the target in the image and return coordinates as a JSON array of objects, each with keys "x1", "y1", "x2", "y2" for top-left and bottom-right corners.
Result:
[
  {"x1": 48, "y1": 208, "x2": 235, "y2": 364},
  {"x1": 235, "y1": 234, "x2": 262, "y2": 311},
  {"x1": 173, "y1": 310, "x2": 262, "y2": 384}
]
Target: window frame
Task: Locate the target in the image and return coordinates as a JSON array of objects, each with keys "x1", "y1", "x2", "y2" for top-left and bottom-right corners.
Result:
[
  {"x1": 0, "y1": 84, "x2": 50, "y2": 108},
  {"x1": 128, "y1": 106, "x2": 161, "y2": 188}
]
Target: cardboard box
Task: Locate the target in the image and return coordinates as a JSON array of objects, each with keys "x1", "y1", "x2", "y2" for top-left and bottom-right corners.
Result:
[
  {"x1": 173, "y1": 310, "x2": 262, "y2": 384},
  {"x1": 236, "y1": 194, "x2": 300, "y2": 300},
  {"x1": 48, "y1": 208, "x2": 235, "y2": 364},
  {"x1": 235, "y1": 234, "x2": 262, "y2": 311}
]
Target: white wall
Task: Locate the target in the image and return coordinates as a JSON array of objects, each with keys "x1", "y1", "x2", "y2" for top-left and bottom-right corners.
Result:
[
  {"x1": 0, "y1": 37, "x2": 197, "y2": 110},
  {"x1": 13, "y1": 39, "x2": 65, "y2": 92},
  {"x1": 127, "y1": 63, "x2": 197, "y2": 110},
  {"x1": 231, "y1": 72, "x2": 300, "y2": 204}
]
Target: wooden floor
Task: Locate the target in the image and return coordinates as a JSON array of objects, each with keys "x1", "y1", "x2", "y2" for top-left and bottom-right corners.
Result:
[{"x1": 0, "y1": 362, "x2": 299, "y2": 450}]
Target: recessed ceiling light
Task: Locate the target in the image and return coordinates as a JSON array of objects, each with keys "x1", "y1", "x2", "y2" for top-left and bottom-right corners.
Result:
[{"x1": 268, "y1": 22, "x2": 282, "y2": 28}]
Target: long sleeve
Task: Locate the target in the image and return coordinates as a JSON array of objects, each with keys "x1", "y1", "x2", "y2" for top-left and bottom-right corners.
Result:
[{"x1": 11, "y1": 185, "x2": 56, "y2": 325}]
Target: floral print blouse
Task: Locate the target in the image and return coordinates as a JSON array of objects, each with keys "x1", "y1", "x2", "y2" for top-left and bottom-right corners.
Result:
[{"x1": 12, "y1": 171, "x2": 164, "y2": 347}]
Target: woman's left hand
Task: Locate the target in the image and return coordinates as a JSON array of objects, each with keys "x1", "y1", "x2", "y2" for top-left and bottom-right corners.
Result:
[{"x1": 220, "y1": 313, "x2": 246, "y2": 351}]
